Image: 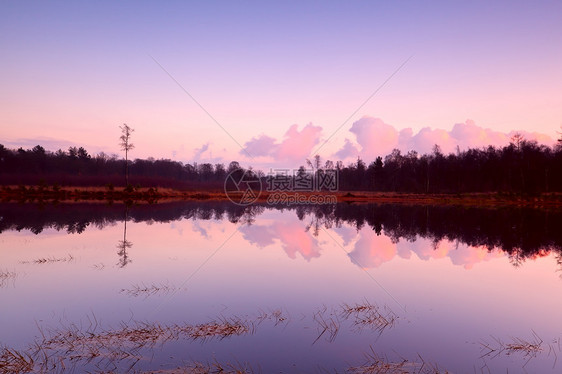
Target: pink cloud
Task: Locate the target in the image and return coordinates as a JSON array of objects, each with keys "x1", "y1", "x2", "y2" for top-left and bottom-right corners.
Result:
[
  {"x1": 335, "y1": 116, "x2": 556, "y2": 162},
  {"x1": 277, "y1": 124, "x2": 322, "y2": 162},
  {"x1": 240, "y1": 123, "x2": 322, "y2": 165},
  {"x1": 239, "y1": 220, "x2": 321, "y2": 261},
  {"x1": 349, "y1": 117, "x2": 399, "y2": 159}
]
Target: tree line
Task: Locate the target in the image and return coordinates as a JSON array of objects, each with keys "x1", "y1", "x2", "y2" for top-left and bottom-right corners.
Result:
[
  {"x1": 335, "y1": 138, "x2": 562, "y2": 194},
  {"x1": 1, "y1": 134, "x2": 562, "y2": 194}
]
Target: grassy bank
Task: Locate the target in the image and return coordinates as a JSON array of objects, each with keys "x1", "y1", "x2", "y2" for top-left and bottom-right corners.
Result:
[{"x1": 2, "y1": 184, "x2": 562, "y2": 208}]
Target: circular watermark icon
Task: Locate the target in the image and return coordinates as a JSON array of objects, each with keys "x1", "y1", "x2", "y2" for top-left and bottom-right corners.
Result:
[{"x1": 224, "y1": 168, "x2": 262, "y2": 206}]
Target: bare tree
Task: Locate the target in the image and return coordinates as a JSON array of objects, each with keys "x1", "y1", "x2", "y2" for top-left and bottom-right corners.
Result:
[
  {"x1": 510, "y1": 132, "x2": 524, "y2": 151},
  {"x1": 119, "y1": 124, "x2": 134, "y2": 185}
]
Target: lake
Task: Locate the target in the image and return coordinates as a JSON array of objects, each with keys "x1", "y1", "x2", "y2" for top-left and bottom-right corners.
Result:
[{"x1": 1, "y1": 201, "x2": 562, "y2": 373}]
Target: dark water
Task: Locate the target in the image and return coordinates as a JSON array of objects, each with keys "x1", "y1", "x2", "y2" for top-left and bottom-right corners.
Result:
[{"x1": 1, "y1": 201, "x2": 562, "y2": 373}]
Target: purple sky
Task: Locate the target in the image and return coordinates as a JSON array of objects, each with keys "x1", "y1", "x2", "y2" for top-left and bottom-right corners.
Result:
[{"x1": 1, "y1": 1, "x2": 561, "y2": 169}]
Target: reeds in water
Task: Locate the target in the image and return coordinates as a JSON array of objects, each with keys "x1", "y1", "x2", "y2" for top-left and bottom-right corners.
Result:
[
  {"x1": 120, "y1": 282, "x2": 179, "y2": 298},
  {"x1": 347, "y1": 348, "x2": 448, "y2": 374},
  {"x1": 340, "y1": 300, "x2": 397, "y2": 334},
  {"x1": 0, "y1": 347, "x2": 34, "y2": 373},
  {"x1": 0, "y1": 269, "x2": 17, "y2": 288},
  {"x1": 20, "y1": 254, "x2": 74, "y2": 265}
]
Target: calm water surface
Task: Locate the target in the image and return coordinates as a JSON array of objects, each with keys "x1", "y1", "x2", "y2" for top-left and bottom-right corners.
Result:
[{"x1": 1, "y1": 202, "x2": 562, "y2": 373}]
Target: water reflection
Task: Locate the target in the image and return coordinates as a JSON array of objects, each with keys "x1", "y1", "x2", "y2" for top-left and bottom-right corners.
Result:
[
  {"x1": 2, "y1": 201, "x2": 562, "y2": 373},
  {"x1": 1, "y1": 202, "x2": 562, "y2": 269},
  {"x1": 116, "y1": 206, "x2": 132, "y2": 267}
]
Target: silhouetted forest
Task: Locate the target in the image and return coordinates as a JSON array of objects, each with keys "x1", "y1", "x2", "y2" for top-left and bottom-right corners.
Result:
[
  {"x1": 2, "y1": 136, "x2": 562, "y2": 194},
  {"x1": 1, "y1": 201, "x2": 560, "y2": 266}
]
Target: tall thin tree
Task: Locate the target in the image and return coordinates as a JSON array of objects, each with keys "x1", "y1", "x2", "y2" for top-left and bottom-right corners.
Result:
[{"x1": 119, "y1": 124, "x2": 134, "y2": 186}]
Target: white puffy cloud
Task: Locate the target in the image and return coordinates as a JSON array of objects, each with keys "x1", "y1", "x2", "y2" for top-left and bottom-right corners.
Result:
[
  {"x1": 335, "y1": 116, "x2": 556, "y2": 162},
  {"x1": 240, "y1": 123, "x2": 322, "y2": 165}
]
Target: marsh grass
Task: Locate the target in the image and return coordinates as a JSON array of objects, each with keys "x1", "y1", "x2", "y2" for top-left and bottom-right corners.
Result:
[
  {"x1": 126, "y1": 359, "x2": 255, "y2": 373},
  {"x1": 120, "y1": 282, "x2": 179, "y2": 298},
  {"x1": 340, "y1": 301, "x2": 398, "y2": 334},
  {"x1": 20, "y1": 254, "x2": 74, "y2": 265},
  {"x1": 480, "y1": 332, "x2": 543, "y2": 357},
  {"x1": 312, "y1": 306, "x2": 340, "y2": 344},
  {"x1": 0, "y1": 347, "x2": 34, "y2": 373},
  {"x1": 0, "y1": 314, "x2": 256, "y2": 373},
  {"x1": 347, "y1": 349, "x2": 448, "y2": 374},
  {"x1": 0, "y1": 269, "x2": 17, "y2": 288},
  {"x1": 0, "y1": 302, "x2": 428, "y2": 373},
  {"x1": 255, "y1": 308, "x2": 288, "y2": 327},
  {"x1": 479, "y1": 331, "x2": 561, "y2": 368}
]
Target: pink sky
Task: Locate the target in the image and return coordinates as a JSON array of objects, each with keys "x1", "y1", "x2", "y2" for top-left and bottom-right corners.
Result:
[{"x1": 1, "y1": 2, "x2": 561, "y2": 170}]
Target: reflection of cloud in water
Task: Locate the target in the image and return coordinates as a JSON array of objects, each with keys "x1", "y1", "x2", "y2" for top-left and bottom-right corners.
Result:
[
  {"x1": 332, "y1": 225, "x2": 357, "y2": 246},
  {"x1": 241, "y1": 224, "x2": 275, "y2": 248},
  {"x1": 446, "y1": 242, "x2": 504, "y2": 269},
  {"x1": 349, "y1": 227, "x2": 505, "y2": 269},
  {"x1": 169, "y1": 222, "x2": 183, "y2": 236},
  {"x1": 348, "y1": 229, "x2": 396, "y2": 268},
  {"x1": 191, "y1": 221, "x2": 209, "y2": 239},
  {"x1": 240, "y1": 221, "x2": 320, "y2": 261}
]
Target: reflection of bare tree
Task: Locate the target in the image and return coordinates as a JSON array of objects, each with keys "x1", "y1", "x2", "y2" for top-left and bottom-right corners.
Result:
[
  {"x1": 304, "y1": 216, "x2": 321, "y2": 237},
  {"x1": 116, "y1": 206, "x2": 133, "y2": 268},
  {"x1": 555, "y1": 253, "x2": 562, "y2": 279}
]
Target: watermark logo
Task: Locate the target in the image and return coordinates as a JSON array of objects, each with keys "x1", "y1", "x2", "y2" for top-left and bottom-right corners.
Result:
[
  {"x1": 224, "y1": 169, "x2": 262, "y2": 206},
  {"x1": 225, "y1": 167, "x2": 339, "y2": 206},
  {"x1": 266, "y1": 192, "x2": 337, "y2": 206},
  {"x1": 266, "y1": 168, "x2": 338, "y2": 192}
]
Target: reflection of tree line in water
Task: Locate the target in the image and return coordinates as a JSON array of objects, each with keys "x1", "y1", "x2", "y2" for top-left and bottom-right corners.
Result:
[
  {"x1": 1, "y1": 202, "x2": 561, "y2": 264},
  {"x1": 0, "y1": 202, "x2": 264, "y2": 235},
  {"x1": 297, "y1": 204, "x2": 562, "y2": 266}
]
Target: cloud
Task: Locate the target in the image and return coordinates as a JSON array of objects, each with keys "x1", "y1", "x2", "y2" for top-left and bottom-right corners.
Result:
[
  {"x1": 349, "y1": 117, "x2": 399, "y2": 159},
  {"x1": 240, "y1": 123, "x2": 322, "y2": 165},
  {"x1": 193, "y1": 142, "x2": 210, "y2": 160},
  {"x1": 276, "y1": 124, "x2": 322, "y2": 162},
  {"x1": 335, "y1": 138, "x2": 359, "y2": 160},
  {"x1": 336, "y1": 116, "x2": 557, "y2": 162},
  {"x1": 242, "y1": 135, "x2": 277, "y2": 157}
]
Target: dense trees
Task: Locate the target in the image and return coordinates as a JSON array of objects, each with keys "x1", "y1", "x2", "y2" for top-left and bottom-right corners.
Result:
[
  {"x1": 329, "y1": 138, "x2": 562, "y2": 194},
  {"x1": 1, "y1": 136, "x2": 562, "y2": 194}
]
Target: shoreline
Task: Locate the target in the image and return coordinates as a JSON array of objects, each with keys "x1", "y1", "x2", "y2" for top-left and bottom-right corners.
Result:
[{"x1": 2, "y1": 185, "x2": 562, "y2": 209}]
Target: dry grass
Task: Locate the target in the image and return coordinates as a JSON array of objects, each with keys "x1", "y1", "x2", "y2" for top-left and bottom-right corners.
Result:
[
  {"x1": 480, "y1": 332, "x2": 543, "y2": 358},
  {"x1": 340, "y1": 300, "x2": 398, "y2": 334},
  {"x1": 135, "y1": 359, "x2": 255, "y2": 373},
  {"x1": 120, "y1": 282, "x2": 179, "y2": 298},
  {"x1": 347, "y1": 349, "x2": 448, "y2": 374},
  {"x1": 479, "y1": 331, "x2": 559, "y2": 368},
  {"x1": 0, "y1": 316, "x2": 254, "y2": 373},
  {"x1": 312, "y1": 306, "x2": 340, "y2": 344},
  {"x1": 255, "y1": 308, "x2": 288, "y2": 326},
  {"x1": 0, "y1": 347, "x2": 34, "y2": 373},
  {"x1": 39, "y1": 317, "x2": 252, "y2": 350},
  {"x1": 0, "y1": 269, "x2": 17, "y2": 288},
  {"x1": 20, "y1": 254, "x2": 74, "y2": 265}
]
